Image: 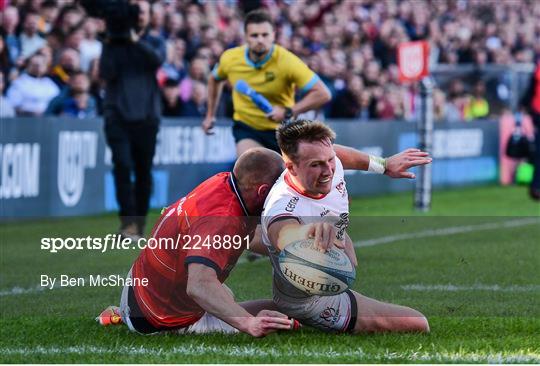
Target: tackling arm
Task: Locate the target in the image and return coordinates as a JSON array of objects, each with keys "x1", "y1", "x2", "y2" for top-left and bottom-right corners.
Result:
[
  {"x1": 333, "y1": 144, "x2": 370, "y2": 171},
  {"x1": 247, "y1": 225, "x2": 269, "y2": 256},
  {"x1": 186, "y1": 263, "x2": 292, "y2": 337}
]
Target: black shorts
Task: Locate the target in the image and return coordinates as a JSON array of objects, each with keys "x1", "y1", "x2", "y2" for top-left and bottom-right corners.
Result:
[
  {"x1": 232, "y1": 121, "x2": 280, "y2": 153},
  {"x1": 126, "y1": 285, "x2": 162, "y2": 334}
]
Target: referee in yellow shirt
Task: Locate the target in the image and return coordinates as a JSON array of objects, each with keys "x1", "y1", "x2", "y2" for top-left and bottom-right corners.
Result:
[{"x1": 201, "y1": 9, "x2": 331, "y2": 156}]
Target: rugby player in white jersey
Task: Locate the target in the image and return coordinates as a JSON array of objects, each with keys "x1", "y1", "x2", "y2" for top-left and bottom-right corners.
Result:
[{"x1": 261, "y1": 119, "x2": 431, "y2": 333}]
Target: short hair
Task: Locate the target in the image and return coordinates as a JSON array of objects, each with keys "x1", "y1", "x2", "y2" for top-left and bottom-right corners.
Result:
[
  {"x1": 164, "y1": 77, "x2": 179, "y2": 87},
  {"x1": 244, "y1": 9, "x2": 273, "y2": 32},
  {"x1": 276, "y1": 120, "x2": 336, "y2": 162}
]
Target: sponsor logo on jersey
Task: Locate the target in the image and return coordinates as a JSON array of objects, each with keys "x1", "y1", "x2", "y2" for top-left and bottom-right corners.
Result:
[
  {"x1": 336, "y1": 180, "x2": 346, "y2": 197},
  {"x1": 320, "y1": 208, "x2": 330, "y2": 217},
  {"x1": 285, "y1": 196, "x2": 299, "y2": 212},
  {"x1": 319, "y1": 306, "x2": 340, "y2": 325},
  {"x1": 265, "y1": 71, "x2": 275, "y2": 82},
  {"x1": 335, "y1": 212, "x2": 350, "y2": 240},
  {"x1": 176, "y1": 196, "x2": 187, "y2": 215}
]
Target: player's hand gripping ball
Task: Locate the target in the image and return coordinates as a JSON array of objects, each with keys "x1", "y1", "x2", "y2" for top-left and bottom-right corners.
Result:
[{"x1": 278, "y1": 238, "x2": 356, "y2": 296}]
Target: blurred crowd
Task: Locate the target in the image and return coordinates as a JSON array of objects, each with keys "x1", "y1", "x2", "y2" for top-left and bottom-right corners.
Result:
[{"x1": 1, "y1": 0, "x2": 539, "y2": 121}]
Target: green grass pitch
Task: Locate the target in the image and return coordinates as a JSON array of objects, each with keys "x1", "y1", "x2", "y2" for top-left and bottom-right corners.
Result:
[{"x1": 1, "y1": 185, "x2": 539, "y2": 363}]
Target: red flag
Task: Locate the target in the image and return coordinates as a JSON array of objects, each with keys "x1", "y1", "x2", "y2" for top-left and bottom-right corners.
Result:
[{"x1": 398, "y1": 41, "x2": 430, "y2": 83}]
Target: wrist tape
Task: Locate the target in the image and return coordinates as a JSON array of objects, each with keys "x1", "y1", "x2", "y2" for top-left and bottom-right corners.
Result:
[{"x1": 368, "y1": 155, "x2": 386, "y2": 174}]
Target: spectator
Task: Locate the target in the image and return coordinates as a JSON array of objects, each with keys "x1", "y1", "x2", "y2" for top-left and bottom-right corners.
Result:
[
  {"x1": 179, "y1": 56, "x2": 208, "y2": 102},
  {"x1": 19, "y1": 11, "x2": 46, "y2": 60},
  {"x1": 159, "y1": 38, "x2": 187, "y2": 84},
  {"x1": 46, "y1": 71, "x2": 96, "y2": 118},
  {"x1": 149, "y1": 2, "x2": 166, "y2": 38},
  {"x1": 446, "y1": 93, "x2": 469, "y2": 123},
  {"x1": 38, "y1": 0, "x2": 60, "y2": 34},
  {"x1": 64, "y1": 26, "x2": 85, "y2": 52},
  {"x1": 376, "y1": 87, "x2": 404, "y2": 120},
  {"x1": 3, "y1": 0, "x2": 539, "y2": 121},
  {"x1": 181, "y1": 81, "x2": 207, "y2": 117},
  {"x1": 433, "y1": 88, "x2": 449, "y2": 122},
  {"x1": 180, "y1": 4, "x2": 203, "y2": 60},
  {"x1": 58, "y1": 72, "x2": 97, "y2": 118},
  {"x1": 464, "y1": 80, "x2": 490, "y2": 120},
  {"x1": 0, "y1": 31, "x2": 14, "y2": 86},
  {"x1": 358, "y1": 90, "x2": 376, "y2": 120},
  {"x1": 160, "y1": 78, "x2": 183, "y2": 117},
  {"x1": 37, "y1": 45, "x2": 54, "y2": 72},
  {"x1": 1, "y1": 6, "x2": 21, "y2": 66},
  {"x1": 0, "y1": 71, "x2": 16, "y2": 118},
  {"x1": 162, "y1": 12, "x2": 184, "y2": 40},
  {"x1": 6, "y1": 53, "x2": 59, "y2": 116},
  {"x1": 79, "y1": 19, "x2": 103, "y2": 73},
  {"x1": 87, "y1": 58, "x2": 104, "y2": 115},
  {"x1": 330, "y1": 74, "x2": 364, "y2": 119},
  {"x1": 49, "y1": 47, "x2": 80, "y2": 89},
  {"x1": 54, "y1": 5, "x2": 84, "y2": 39}
]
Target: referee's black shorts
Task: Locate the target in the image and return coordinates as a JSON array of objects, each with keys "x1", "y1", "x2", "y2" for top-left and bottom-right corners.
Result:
[{"x1": 232, "y1": 121, "x2": 280, "y2": 153}]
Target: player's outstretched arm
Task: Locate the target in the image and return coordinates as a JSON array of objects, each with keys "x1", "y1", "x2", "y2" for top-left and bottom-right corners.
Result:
[
  {"x1": 186, "y1": 263, "x2": 292, "y2": 337},
  {"x1": 333, "y1": 144, "x2": 370, "y2": 171},
  {"x1": 334, "y1": 145, "x2": 432, "y2": 179},
  {"x1": 202, "y1": 76, "x2": 225, "y2": 135}
]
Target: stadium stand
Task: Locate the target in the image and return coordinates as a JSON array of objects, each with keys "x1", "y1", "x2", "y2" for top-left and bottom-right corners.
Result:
[{"x1": 0, "y1": 0, "x2": 538, "y2": 120}]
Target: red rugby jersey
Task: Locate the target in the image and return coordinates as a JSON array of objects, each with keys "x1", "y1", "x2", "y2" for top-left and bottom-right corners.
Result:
[{"x1": 131, "y1": 172, "x2": 256, "y2": 329}]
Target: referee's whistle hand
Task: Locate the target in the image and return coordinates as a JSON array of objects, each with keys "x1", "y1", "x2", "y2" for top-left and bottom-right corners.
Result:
[{"x1": 202, "y1": 116, "x2": 216, "y2": 135}]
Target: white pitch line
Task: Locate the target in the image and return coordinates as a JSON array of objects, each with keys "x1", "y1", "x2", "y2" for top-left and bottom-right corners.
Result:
[
  {"x1": 1, "y1": 275, "x2": 95, "y2": 297},
  {"x1": 354, "y1": 217, "x2": 539, "y2": 248},
  {"x1": 0, "y1": 285, "x2": 45, "y2": 296},
  {"x1": 0, "y1": 345, "x2": 539, "y2": 363},
  {"x1": 401, "y1": 284, "x2": 540, "y2": 292},
  {"x1": 2, "y1": 218, "x2": 538, "y2": 297}
]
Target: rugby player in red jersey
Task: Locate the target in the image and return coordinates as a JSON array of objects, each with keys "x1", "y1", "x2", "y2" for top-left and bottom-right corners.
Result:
[{"x1": 98, "y1": 148, "x2": 295, "y2": 337}]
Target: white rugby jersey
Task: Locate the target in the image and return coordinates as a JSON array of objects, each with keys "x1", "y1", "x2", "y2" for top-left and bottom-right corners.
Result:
[{"x1": 261, "y1": 157, "x2": 350, "y2": 297}]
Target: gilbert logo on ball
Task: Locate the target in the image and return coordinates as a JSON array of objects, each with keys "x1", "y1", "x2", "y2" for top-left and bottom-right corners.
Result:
[
  {"x1": 278, "y1": 238, "x2": 356, "y2": 296},
  {"x1": 398, "y1": 40, "x2": 430, "y2": 82}
]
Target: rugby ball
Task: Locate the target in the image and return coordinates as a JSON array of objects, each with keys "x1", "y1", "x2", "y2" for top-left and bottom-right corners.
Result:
[{"x1": 278, "y1": 238, "x2": 356, "y2": 296}]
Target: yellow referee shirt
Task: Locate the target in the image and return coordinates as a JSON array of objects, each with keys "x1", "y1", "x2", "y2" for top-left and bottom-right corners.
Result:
[{"x1": 212, "y1": 44, "x2": 319, "y2": 131}]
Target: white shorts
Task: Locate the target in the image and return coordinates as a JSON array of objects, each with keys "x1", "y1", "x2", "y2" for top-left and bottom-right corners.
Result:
[
  {"x1": 273, "y1": 280, "x2": 357, "y2": 333},
  {"x1": 119, "y1": 269, "x2": 238, "y2": 335},
  {"x1": 175, "y1": 311, "x2": 238, "y2": 334}
]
